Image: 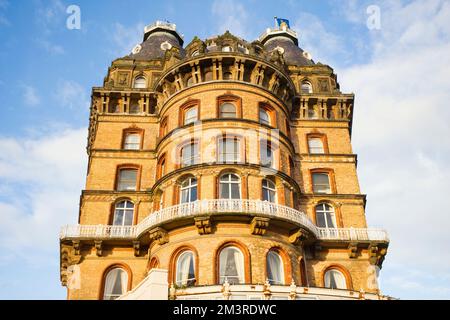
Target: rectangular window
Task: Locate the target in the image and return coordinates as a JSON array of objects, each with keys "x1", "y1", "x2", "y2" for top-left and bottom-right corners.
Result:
[
  {"x1": 117, "y1": 169, "x2": 137, "y2": 191},
  {"x1": 218, "y1": 138, "x2": 240, "y2": 163},
  {"x1": 124, "y1": 133, "x2": 141, "y2": 150},
  {"x1": 308, "y1": 137, "x2": 325, "y2": 154},
  {"x1": 181, "y1": 143, "x2": 199, "y2": 167},
  {"x1": 312, "y1": 173, "x2": 331, "y2": 194},
  {"x1": 260, "y1": 141, "x2": 274, "y2": 167}
]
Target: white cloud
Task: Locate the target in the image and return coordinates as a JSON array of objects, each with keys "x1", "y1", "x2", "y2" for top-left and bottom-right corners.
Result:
[
  {"x1": 22, "y1": 85, "x2": 40, "y2": 107},
  {"x1": 36, "y1": 38, "x2": 65, "y2": 55},
  {"x1": 0, "y1": 128, "x2": 87, "y2": 252},
  {"x1": 211, "y1": 0, "x2": 250, "y2": 39},
  {"x1": 335, "y1": 0, "x2": 450, "y2": 298},
  {"x1": 55, "y1": 80, "x2": 89, "y2": 110},
  {"x1": 291, "y1": 12, "x2": 346, "y2": 65},
  {"x1": 0, "y1": 0, "x2": 10, "y2": 27},
  {"x1": 110, "y1": 22, "x2": 145, "y2": 57},
  {"x1": 35, "y1": 0, "x2": 66, "y2": 35}
]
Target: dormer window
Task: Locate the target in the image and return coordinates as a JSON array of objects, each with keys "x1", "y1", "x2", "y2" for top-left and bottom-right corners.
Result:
[
  {"x1": 191, "y1": 50, "x2": 200, "y2": 57},
  {"x1": 222, "y1": 46, "x2": 232, "y2": 52},
  {"x1": 134, "y1": 76, "x2": 146, "y2": 89},
  {"x1": 301, "y1": 81, "x2": 313, "y2": 94}
]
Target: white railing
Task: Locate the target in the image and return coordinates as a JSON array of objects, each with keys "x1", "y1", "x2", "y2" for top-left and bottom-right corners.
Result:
[
  {"x1": 60, "y1": 199, "x2": 389, "y2": 242},
  {"x1": 258, "y1": 27, "x2": 298, "y2": 43},
  {"x1": 144, "y1": 21, "x2": 177, "y2": 34},
  {"x1": 316, "y1": 227, "x2": 389, "y2": 242}
]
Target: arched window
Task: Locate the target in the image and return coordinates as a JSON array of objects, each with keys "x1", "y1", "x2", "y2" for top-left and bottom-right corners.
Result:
[
  {"x1": 219, "y1": 173, "x2": 241, "y2": 199},
  {"x1": 134, "y1": 76, "x2": 147, "y2": 89},
  {"x1": 181, "y1": 142, "x2": 199, "y2": 167},
  {"x1": 218, "y1": 136, "x2": 240, "y2": 163},
  {"x1": 267, "y1": 251, "x2": 284, "y2": 285},
  {"x1": 103, "y1": 268, "x2": 128, "y2": 300},
  {"x1": 308, "y1": 107, "x2": 319, "y2": 119},
  {"x1": 180, "y1": 177, "x2": 198, "y2": 204},
  {"x1": 301, "y1": 81, "x2": 313, "y2": 94},
  {"x1": 260, "y1": 140, "x2": 274, "y2": 168},
  {"x1": 117, "y1": 168, "x2": 138, "y2": 191},
  {"x1": 186, "y1": 76, "x2": 194, "y2": 87},
  {"x1": 308, "y1": 137, "x2": 325, "y2": 154},
  {"x1": 219, "y1": 246, "x2": 244, "y2": 284},
  {"x1": 204, "y1": 71, "x2": 213, "y2": 82},
  {"x1": 219, "y1": 102, "x2": 236, "y2": 118},
  {"x1": 324, "y1": 269, "x2": 347, "y2": 289},
  {"x1": 113, "y1": 200, "x2": 134, "y2": 226},
  {"x1": 223, "y1": 72, "x2": 233, "y2": 80},
  {"x1": 159, "y1": 117, "x2": 168, "y2": 137},
  {"x1": 129, "y1": 104, "x2": 140, "y2": 114},
  {"x1": 315, "y1": 203, "x2": 336, "y2": 228},
  {"x1": 184, "y1": 106, "x2": 198, "y2": 125},
  {"x1": 123, "y1": 132, "x2": 141, "y2": 150},
  {"x1": 259, "y1": 108, "x2": 271, "y2": 126},
  {"x1": 176, "y1": 251, "x2": 196, "y2": 287},
  {"x1": 262, "y1": 179, "x2": 276, "y2": 203}
]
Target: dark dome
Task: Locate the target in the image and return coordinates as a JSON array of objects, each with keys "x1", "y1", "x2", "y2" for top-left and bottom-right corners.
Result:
[
  {"x1": 264, "y1": 37, "x2": 314, "y2": 66},
  {"x1": 128, "y1": 32, "x2": 185, "y2": 61}
]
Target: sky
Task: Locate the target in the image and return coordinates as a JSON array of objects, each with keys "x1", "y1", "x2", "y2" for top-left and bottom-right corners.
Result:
[{"x1": 0, "y1": 0, "x2": 450, "y2": 300}]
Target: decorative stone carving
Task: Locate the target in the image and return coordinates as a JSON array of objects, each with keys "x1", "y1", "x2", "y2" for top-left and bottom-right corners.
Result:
[
  {"x1": 263, "y1": 279, "x2": 272, "y2": 300},
  {"x1": 222, "y1": 279, "x2": 231, "y2": 300},
  {"x1": 72, "y1": 240, "x2": 81, "y2": 256},
  {"x1": 289, "y1": 280, "x2": 297, "y2": 300},
  {"x1": 288, "y1": 229, "x2": 307, "y2": 245},
  {"x1": 348, "y1": 243, "x2": 358, "y2": 258},
  {"x1": 148, "y1": 227, "x2": 169, "y2": 245},
  {"x1": 194, "y1": 216, "x2": 212, "y2": 235},
  {"x1": 133, "y1": 241, "x2": 141, "y2": 257},
  {"x1": 250, "y1": 217, "x2": 270, "y2": 235},
  {"x1": 94, "y1": 240, "x2": 103, "y2": 257},
  {"x1": 369, "y1": 245, "x2": 388, "y2": 267}
]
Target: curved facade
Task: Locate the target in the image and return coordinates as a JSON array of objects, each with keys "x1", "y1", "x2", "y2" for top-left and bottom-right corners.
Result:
[{"x1": 59, "y1": 21, "x2": 390, "y2": 300}]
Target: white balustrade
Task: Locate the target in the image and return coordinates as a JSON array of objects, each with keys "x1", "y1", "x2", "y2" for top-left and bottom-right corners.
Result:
[{"x1": 60, "y1": 199, "x2": 389, "y2": 242}]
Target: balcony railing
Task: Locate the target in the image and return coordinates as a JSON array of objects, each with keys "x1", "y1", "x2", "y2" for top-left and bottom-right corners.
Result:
[{"x1": 60, "y1": 199, "x2": 389, "y2": 242}]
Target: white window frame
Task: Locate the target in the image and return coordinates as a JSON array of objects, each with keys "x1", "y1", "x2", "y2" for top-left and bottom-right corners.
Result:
[
  {"x1": 176, "y1": 251, "x2": 196, "y2": 287},
  {"x1": 181, "y1": 143, "x2": 200, "y2": 167},
  {"x1": 315, "y1": 203, "x2": 337, "y2": 228},
  {"x1": 312, "y1": 173, "x2": 331, "y2": 194},
  {"x1": 218, "y1": 137, "x2": 241, "y2": 163},
  {"x1": 219, "y1": 246, "x2": 244, "y2": 284},
  {"x1": 219, "y1": 173, "x2": 241, "y2": 200},
  {"x1": 184, "y1": 106, "x2": 198, "y2": 125},
  {"x1": 219, "y1": 102, "x2": 237, "y2": 118},
  {"x1": 308, "y1": 137, "x2": 325, "y2": 154},
  {"x1": 103, "y1": 268, "x2": 128, "y2": 300},
  {"x1": 180, "y1": 177, "x2": 198, "y2": 204},
  {"x1": 113, "y1": 200, "x2": 134, "y2": 226},
  {"x1": 262, "y1": 179, "x2": 277, "y2": 203},
  {"x1": 266, "y1": 251, "x2": 285, "y2": 285},
  {"x1": 134, "y1": 76, "x2": 147, "y2": 89},
  {"x1": 124, "y1": 133, "x2": 141, "y2": 150}
]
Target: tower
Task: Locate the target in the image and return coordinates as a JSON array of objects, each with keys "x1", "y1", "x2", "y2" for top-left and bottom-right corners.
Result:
[{"x1": 59, "y1": 21, "x2": 390, "y2": 300}]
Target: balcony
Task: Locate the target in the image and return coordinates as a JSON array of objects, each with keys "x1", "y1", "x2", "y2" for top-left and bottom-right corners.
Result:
[{"x1": 60, "y1": 199, "x2": 389, "y2": 243}]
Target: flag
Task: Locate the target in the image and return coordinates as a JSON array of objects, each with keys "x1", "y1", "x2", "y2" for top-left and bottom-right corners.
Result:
[{"x1": 275, "y1": 17, "x2": 290, "y2": 28}]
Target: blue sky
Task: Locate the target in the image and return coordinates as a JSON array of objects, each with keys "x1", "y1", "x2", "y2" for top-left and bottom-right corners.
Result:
[{"x1": 1, "y1": 0, "x2": 450, "y2": 299}]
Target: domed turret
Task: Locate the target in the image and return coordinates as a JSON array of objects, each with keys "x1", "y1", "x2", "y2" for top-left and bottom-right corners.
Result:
[
  {"x1": 259, "y1": 24, "x2": 314, "y2": 66},
  {"x1": 128, "y1": 21, "x2": 185, "y2": 60}
]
